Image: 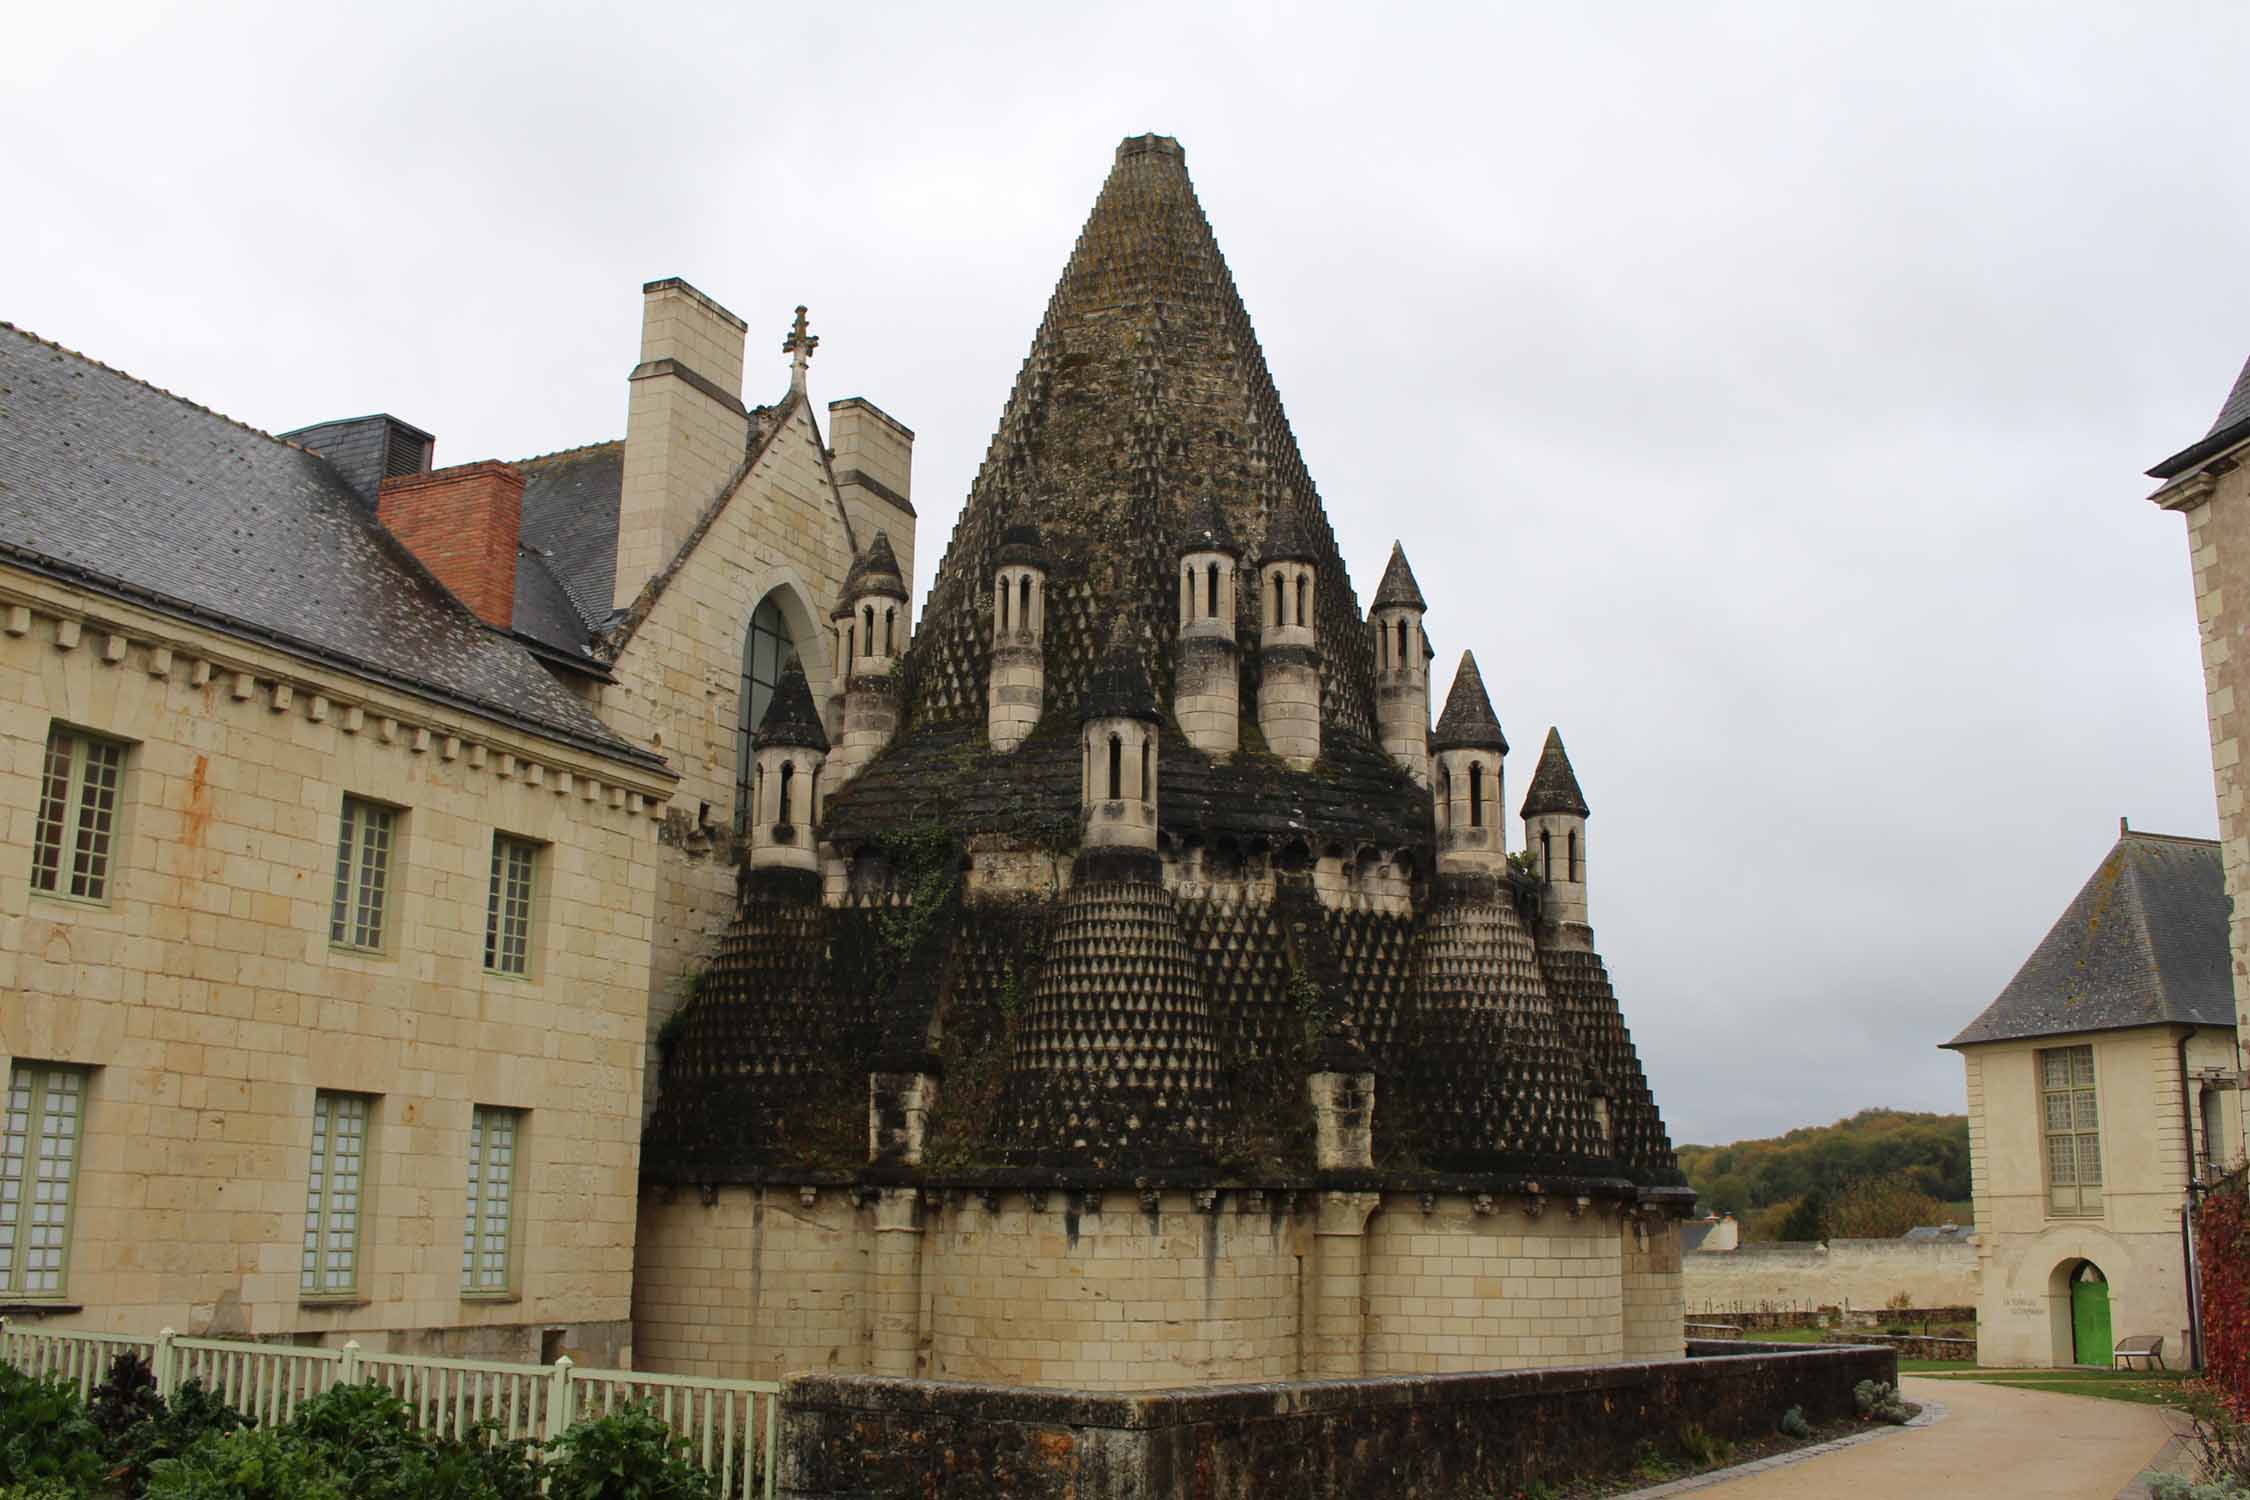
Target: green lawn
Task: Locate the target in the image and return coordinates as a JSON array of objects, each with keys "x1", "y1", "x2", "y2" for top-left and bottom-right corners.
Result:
[{"x1": 1916, "y1": 1366, "x2": 2194, "y2": 1407}]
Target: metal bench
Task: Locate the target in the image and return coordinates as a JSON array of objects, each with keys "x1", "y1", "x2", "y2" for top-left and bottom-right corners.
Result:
[{"x1": 2113, "y1": 1335, "x2": 2165, "y2": 1370}]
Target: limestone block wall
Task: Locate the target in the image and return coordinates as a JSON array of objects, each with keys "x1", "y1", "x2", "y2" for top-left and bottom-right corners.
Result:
[
  {"x1": 597, "y1": 399, "x2": 864, "y2": 1122},
  {"x1": 631, "y1": 1188, "x2": 870, "y2": 1381},
  {"x1": 1681, "y1": 1239, "x2": 1978, "y2": 1316},
  {"x1": 0, "y1": 574, "x2": 671, "y2": 1355},
  {"x1": 1363, "y1": 1198, "x2": 1623, "y2": 1373},
  {"x1": 1623, "y1": 1220, "x2": 1686, "y2": 1360},
  {"x1": 1173, "y1": 636, "x2": 1239, "y2": 755},
  {"x1": 923, "y1": 1190, "x2": 1302, "y2": 1388}
]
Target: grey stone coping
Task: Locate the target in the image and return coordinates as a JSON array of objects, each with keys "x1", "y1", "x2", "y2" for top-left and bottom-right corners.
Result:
[{"x1": 1615, "y1": 1398, "x2": 1948, "y2": 1499}]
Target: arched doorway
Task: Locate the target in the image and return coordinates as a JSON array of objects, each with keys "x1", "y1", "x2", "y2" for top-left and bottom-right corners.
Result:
[
  {"x1": 2064, "y1": 1260, "x2": 2111, "y2": 1366},
  {"x1": 737, "y1": 592, "x2": 802, "y2": 833}
]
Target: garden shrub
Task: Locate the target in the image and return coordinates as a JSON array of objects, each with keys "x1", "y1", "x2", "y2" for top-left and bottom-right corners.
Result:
[
  {"x1": 544, "y1": 1405, "x2": 715, "y2": 1500},
  {"x1": 2200, "y1": 1174, "x2": 2250, "y2": 1413},
  {"x1": 1778, "y1": 1405, "x2": 1811, "y2": 1439},
  {"x1": 146, "y1": 1427, "x2": 347, "y2": 1500},
  {"x1": 0, "y1": 1362, "x2": 106, "y2": 1492},
  {"x1": 1852, "y1": 1378, "x2": 1911, "y2": 1425}
]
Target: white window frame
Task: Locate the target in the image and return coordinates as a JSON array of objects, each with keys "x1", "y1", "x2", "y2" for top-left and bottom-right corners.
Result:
[
  {"x1": 461, "y1": 1106, "x2": 522, "y2": 1296},
  {"x1": 302, "y1": 1091, "x2": 371, "y2": 1299},
  {"x1": 0, "y1": 1064, "x2": 88, "y2": 1297},
  {"x1": 483, "y1": 835, "x2": 540, "y2": 977},
  {"x1": 329, "y1": 798, "x2": 397, "y2": 953},
  {"x1": 31, "y1": 727, "x2": 127, "y2": 904},
  {"x1": 2039, "y1": 1044, "x2": 2103, "y2": 1217}
]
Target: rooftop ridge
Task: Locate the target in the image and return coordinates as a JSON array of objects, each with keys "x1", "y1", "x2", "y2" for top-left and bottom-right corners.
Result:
[
  {"x1": 514, "y1": 437, "x2": 625, "y2": 469},
  {"x1": 1, "y1": 321, "x2": 309, "y2": 457}
]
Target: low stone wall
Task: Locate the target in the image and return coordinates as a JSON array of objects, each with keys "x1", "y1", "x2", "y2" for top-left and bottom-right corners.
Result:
[
  {"x1": 1684, "y1": 1237, "x2": 1977, "y2": 1316},
  {"x1": 1821, "y1": 1331, "x2": 1977, "y2": 1362},
  {"x1": 775, "y1": 1342, "x2": 1897, "y2": 1499},
  {"x1": 1693, "y1": 1305, "x2": 1976, "y2": 1333}
]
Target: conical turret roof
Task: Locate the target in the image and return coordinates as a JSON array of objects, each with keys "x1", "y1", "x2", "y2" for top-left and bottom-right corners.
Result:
[
  {"x1": 1371, "y1": 543, "x2": 1426, "y2": 611},
  {"x1": 1259, "y1": 500, "x2": 1319, "y2": 565},
  {"x1": 1520, "y1": 728, "x2": 1588, "y2": 818},
  {"x1": 1081, "y1": 620, "x2": 1162, "y2": 723},
  {"x1": 842, "y1": 531, "x2": 909, "y2": 602},
  {"x1": 883, "y1": 133, "x2": 1375, "y2": 738},
  {"x1": 753, "y1": 658, "x2": 829, "y2": 752},
  {"x1": 1431, "y1": 652, "x2": 1508, "y2": 754},
  {"x1": 996, "y1": 521, "x2": 1052, "y2": 569},
  {"x1": 1180, "y1": 495, "x2": 1239, "y2": 558}
]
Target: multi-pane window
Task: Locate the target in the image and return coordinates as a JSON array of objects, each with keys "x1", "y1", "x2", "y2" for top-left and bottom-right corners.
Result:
[
  {"x1": 0, "y1": 1065, "x2": 86, "y2": 1296},
  {"x1": 484, "y1": 836, "x2": 539, "y2": 976},
  {"x1": 736, "y1": 596, "x2": 795, "y2": 833},
  {"x1": 461, "y1": 1106, "x2": 520, "y2": 1294},
  {"x1": 302, "y1": 1092, "x2": 370, "y2": 1296},
  {"x1": 329, "y1": 799, "x2": 395, "y2": 951},
  {"x1": 2040, "y1": 1045, "x2": 2102, "y2": 1216},
  {"x1": 31, "y1": 728, "x2": 125, "y2": 902}
]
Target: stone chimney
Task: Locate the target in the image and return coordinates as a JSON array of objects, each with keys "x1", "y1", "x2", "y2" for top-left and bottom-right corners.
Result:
[
  {"x1": 829, "y1": 398, "x2": 918, "y2": 603},
  {"x1": 1257, "y1": 502, "x2": 1322, "y2": 769},
  {"x1": 1369, "y1": 542, "x2": 1431, "y2": 787},
  {"x1": 1175, "y1": 497, "x2": 1242, "y2": 756},
  {"x1": 1430, "y1": 651, "x2": 1509, "y2": 878},
  {"x1": 376, "y1": 462, "x2": 526, "y2": 629},
  {"x1": 614, "y1": 278, "x2": 751, "y2": 608},
  {"x1": 988, "y1": 523, "x2": 1051, "y2": 753}
]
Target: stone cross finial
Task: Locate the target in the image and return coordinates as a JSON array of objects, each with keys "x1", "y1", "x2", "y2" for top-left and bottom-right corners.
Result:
[{"x1": 783, "y1": 305, "x2": 819, "y2": 390}]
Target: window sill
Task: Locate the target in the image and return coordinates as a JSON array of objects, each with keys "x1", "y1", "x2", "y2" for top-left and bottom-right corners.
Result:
[
  {"x1": 0, "y1": 1301, "x2": 84, "y2": 1317},
  {"x1": 29, "y1": 888, "x2": 113, "y2": 912},
  {"x1": 297, "y1": 1296, "x2": 370, "y2": 1309},
  {"x1": 460, "y1": 1291, "x2": 522, "y2": 1305},
  {"x1": 480, "y1": 968, "x2": 538, "y2": 986},
  {"x1": 326, "y1": 943, "x2": 393, "y2": 964}
]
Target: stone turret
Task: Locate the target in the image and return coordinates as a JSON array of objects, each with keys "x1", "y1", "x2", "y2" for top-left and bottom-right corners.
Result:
[
  {"x1": 1522, "y1": 727, "x2": 1591, "y2": 932},
  {"x1": 1175, "y1": 497, "x2": 1242, "y2": 756},
  {"x1": 988, "y1": 523, "x2": 1051, "y2": 752},
  {"x1": 1257, "y1": 502, "x2": 1321, "y2": 768},
  {"x1": 1080, "y1": 626, "x2": 1162, "y2": 864},
  {"x1": 827, "y1": 532, "x2": 908, "y2": 787},
  {"x1": 1370, "y1": 542, "x2": 1430, "y2": 787},
  {"x1": 746, "y1": 660, "x2": 827, "y2": 874},
  {"x1": 1431, "y1": 652, "x2": 1508, "y2": 877}
]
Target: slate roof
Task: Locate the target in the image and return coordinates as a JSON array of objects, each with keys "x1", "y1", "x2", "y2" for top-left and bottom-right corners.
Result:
[
  {"x1": 1431, "y1": 651, "x2": 1508, "y2": 754},
  {"x1": 1679, "y1": 1220, "x2": 1721, "y2": 1254},
  {"x1": 2150, "y1": 353, "x2": 2250, "y2": 480},
  {"x1": 1521, "y1": 728, "x2": 1590, "y2": 818},
  {"x1": 1945, "y1": 830, "x2": 2235, "y2": 1048},
  {"x1": 1082, "y1": 625, "x2": 1161, "y2": 723},
  {"x1": 1259, "y1": 501, "x2": 1319, "y2": 565},
  {"x1": 0, "y1": 324, "x2": 661, "y2": 770},
  {"x1": 1371, "y1": 543, "x2": 1426, "y2": 610},
  {"x1": 1181, "y1": 495, "x2": 1239, "y2": 557},
  {"x1": 513, "y1": 440, "x2": 624, "y2": 654},
  {"x1": 753, "y1": 659, "x2": 829, "y2": 752},
  {"x1": 843, "y1": 531, "x2": 909, "y2": 602}
]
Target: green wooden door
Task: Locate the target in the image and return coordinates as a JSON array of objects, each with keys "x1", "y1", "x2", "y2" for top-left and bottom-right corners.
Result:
[{"x1": 2071, "y1": 1268, "x2": 2112, "y2": 1366}]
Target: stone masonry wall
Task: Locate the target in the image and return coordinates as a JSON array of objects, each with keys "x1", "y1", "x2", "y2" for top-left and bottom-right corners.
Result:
[
  {"x1": 1363, "y1": 1197, "x2": 1623, "y2": 1373},
  {"x1": 631, "y1": 1186, "x2": 870, "y2": 1381},
  {"x1": 774, "y1": 1343, "x2": 1898, "y2": 1500},
  {"x1": 1623, "y1": 1218, "x2": 1687, "y2": 1360},
  {"x1": 1682, "y1": 1237, "x2": 1977, "y2": 1315},
  {"x1": 0, "y1": 574, "x2": 670, "y2": 1355}
]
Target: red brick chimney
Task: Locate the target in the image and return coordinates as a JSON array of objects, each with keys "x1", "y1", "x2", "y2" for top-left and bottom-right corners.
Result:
[{"x1": 376, "y1": 462, "x2": 525, "y2": 629}]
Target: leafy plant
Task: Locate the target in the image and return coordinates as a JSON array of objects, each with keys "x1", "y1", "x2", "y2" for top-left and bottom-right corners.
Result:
[
  {"x1": 2175, "y1": 1380, "x2": 2250, "y2": 1489},
  {"x1": 0, "y1": 1361, "x2": 106, "y2": 1492},
  {"x1": 1853, "y1": 1378, "x2": 1912, "y2": 1424},
  {"x1": 107, "y1": 1373, "x2": 254, "y2": 1492},
  {"x1": 2198, "y1": 1172, "x2": 2250, "y2": 1412},
  {"x1": 543, "y1": 1405, "x2": 714, "y2": 1500},
  {"x1": 146, "y1": 1427, "x2": 348, "y2": 1500},
  {"x1": 1676, "y1": 1421, "x2": 1734, "y2": 1467},
  {"x1": 2151, "y1": 1475, "x2": 2250, "y2": 1500},
  {"x1": 1778, "y1": 1405, "x2": 1812, "y2": 1439}
]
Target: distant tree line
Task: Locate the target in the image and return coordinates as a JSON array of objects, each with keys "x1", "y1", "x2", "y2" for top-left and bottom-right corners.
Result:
[{"x1": 1677, "y1": 1108, "x2": 1971, "y2": 1241}]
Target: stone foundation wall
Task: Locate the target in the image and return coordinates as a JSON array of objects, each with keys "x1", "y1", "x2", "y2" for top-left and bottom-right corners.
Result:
[
  {"x1": 1683, "y1": 1237, "x2": 1977, "y2": 1314},
  {"x1": 633, "y1": 1183, "x2": 1685, "y2": 1389},
  {"x1": 774, "y1": 1342, "x2": 1897, "y2": 1499}
]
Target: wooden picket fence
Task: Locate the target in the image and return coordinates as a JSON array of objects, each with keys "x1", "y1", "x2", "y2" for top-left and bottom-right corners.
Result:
[{"x1": 0, "y1": 1320, "x2": 780, "y2": 1498}]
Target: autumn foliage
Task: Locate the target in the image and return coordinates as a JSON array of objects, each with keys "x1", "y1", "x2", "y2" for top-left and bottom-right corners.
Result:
[{"x1": 2199, "y1": 1169, "x2": 2250, "y2": 1412}]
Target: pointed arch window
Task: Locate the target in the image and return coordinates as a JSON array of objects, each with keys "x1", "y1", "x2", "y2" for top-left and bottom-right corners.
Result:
[
  {"x1": 1468, "y1": 763, "x2": 1485, "y2": 828},
  {"x1": 777, "y1": 760, "x2": 795, "y2": 827},
  {"x1": 1107, "y1": 734, "x2": 1123, "y2": 801},
  {"x1": 737, "y1": 594, "x2": 800, "y2": 834},
  {"x1": 1183, "y1": 567, "x2": 1195, "y2": 621},
  {"x1": 1000, "y1": 577, "x2": 1011, "y2": 633},
  {"x1": 1295, "y1": 574, "x2": 1308, "y2": 627},
  {"x1": 1540, "y1": 828, "x2": 1552, "y2": 878},
  {"x1": 862, "y1": 605, "x2": 875, "y2": 656},
  {"x1": 1139, "y1": 735, "x2": 1151, "y2": 802},
  {"x1": 1396, "y1": 618, "x2": 1409, "y2": 669},
  {"x1": 1271, "y1": 571, "x2": 1284, "y2": 625},
  {"x1": 1207, "y1": 563, "x2": 1220, "y2": 619},
  {"x1": 1568, "y1": 829, "x2": 1580, "y2": 881},
  {"x1": 1019, "y1": 575, "x2": 1032, "y2": 634}
]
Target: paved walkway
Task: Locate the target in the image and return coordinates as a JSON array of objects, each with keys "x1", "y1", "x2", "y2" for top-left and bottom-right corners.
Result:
[{"x1": 1636, "y1": 1377, "x2": 2182, "y2": 1500}]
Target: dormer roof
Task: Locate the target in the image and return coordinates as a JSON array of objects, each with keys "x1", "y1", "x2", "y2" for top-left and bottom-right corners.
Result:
[
  {"x1": 1431, "y1": 651, "x2": 1508, "y2": 754},
  {"x1": 1521, "y1": 728, "x2": 1590, "y2": 818}
]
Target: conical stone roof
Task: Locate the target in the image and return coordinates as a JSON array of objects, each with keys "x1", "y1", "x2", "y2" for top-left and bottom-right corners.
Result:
[
  {"x1": 1258, "y1": 499, "x2": 1319, "y2": 565},
  {"x1": 1371, "y1": 543, "x2": 1427, "y2": 611},
  {"x1": 753, "y1": 658, "x2": 829, "y2": 752},
  {"x1": 1431, "y1": 651, "x2": 1508, "y2": 754},
  {"x1": 1180, "y1": 495, "x2": 1239, "y2": 558},
  {"x1": 1520, "y1": 728, "x2": 1588, "y2": 818},
  {"x1": 1082, "y1": 621, "x2": 1162, "y2": 723},
  {"x1": 842, "y1": 531, "x2": 909, "y2": 602}
]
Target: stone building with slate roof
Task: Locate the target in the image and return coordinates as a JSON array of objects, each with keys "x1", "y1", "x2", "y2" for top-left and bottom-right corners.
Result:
[
  {"x1": 632, "y1": 135, "x2": 1690, "y2": 1390},
  {"x1": 0, "y1": 322, "x2": 678, "y2": 1361},
  {"x1": 1943, "y1": 826, "x2": 2241, "y2": 1367}
]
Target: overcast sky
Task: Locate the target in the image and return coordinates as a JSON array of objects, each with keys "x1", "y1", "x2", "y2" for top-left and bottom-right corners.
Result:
[{"x1": 8, "y1": 2, "x2": 2246, "y2": 1146}]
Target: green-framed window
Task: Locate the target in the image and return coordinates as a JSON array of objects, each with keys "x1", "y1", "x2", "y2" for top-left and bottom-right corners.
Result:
[
  {"x1": 0, "y1": 1064, "x2": 87, "y2": 1296},
  {"x1": 329, "y1": 799, "x2": 396, "y2": 952},
  {"x1": 31, "y1": 728, "x2": 126, "y2": 903},
  {"x1": 2041, "y1": 1045, "x2": 2102, "y2": 1216},
  {"x1": 302, "y1": 1092, "x2": 370, "y2": 1297},
  {"x1": 483, "y1": 836, "x2": 539, "y2": 976},
  {"x1": 461, "y1": 1106, "x2": 521, "y2": 1295}
]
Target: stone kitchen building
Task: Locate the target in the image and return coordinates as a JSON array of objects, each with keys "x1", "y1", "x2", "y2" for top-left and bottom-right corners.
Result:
[{"x1": 633, "y1": 135, "x2": 1693, "y2": 1389}]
